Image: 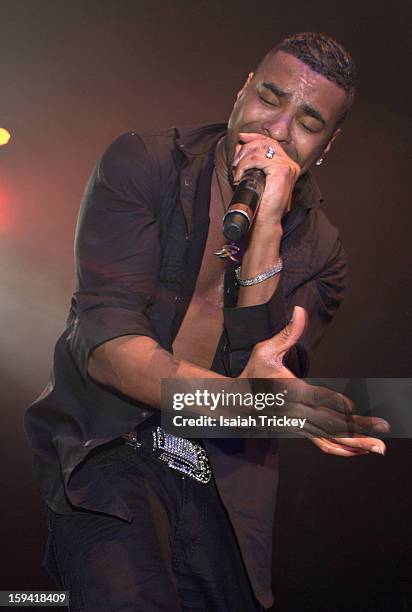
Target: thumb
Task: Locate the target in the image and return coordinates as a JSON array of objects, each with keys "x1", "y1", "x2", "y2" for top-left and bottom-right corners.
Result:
[{"x1": 274, "y1": 306, "x2": 308, "y2": 357}]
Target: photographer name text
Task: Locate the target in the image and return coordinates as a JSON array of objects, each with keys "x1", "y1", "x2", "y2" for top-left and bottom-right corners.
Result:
[{"x1": 172, "y1": 414, "x2": 307, "y2": 429}]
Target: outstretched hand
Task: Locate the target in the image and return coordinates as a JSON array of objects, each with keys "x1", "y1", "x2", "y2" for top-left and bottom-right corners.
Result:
[{"x1": 240, "y1": 306, "x2": 389, "y2": 456}]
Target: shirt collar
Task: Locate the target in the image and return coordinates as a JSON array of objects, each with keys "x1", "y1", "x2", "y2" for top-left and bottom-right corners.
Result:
[
  {"x1": 175, "y1": 122, "x2": 323, "y2": 209},
  {"x1": 174, "y1": 122, "x2": 227, "y2": 155}
]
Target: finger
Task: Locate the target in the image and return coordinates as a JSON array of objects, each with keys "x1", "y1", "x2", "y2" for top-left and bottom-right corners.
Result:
[
  {"x1": 303, "y1": 405, "x2": 356, "y2": 435},
  {"x1": 313, "y1": 386, "x2": 354, "y2": 415},
  {"x1": 350, "y1": 415, "x2": 390, "y2": 435},
  {"x1": 239, "y1": 132, "x2": 284, "y2": 152},
  {"x1": 310, "y1": 437, "x2": 371, "y2": 457},
  {"x1": 331, "y1": 436, "x2": 386, "y2": 455},
  {"x1": 264, "y1": 422, "x2": 328, "y2": 439},
  {"x1": 234, "y1": 140, "x2": 291, "y2": 170},
  {"x1": 232, "y1": 149, "x2": 279, "y2": 182},
  {"x1": 274, "y1": 306, "x2": 308, "y2": 356},
  {"x1": 234, "y1": 142, "x2": 242, "y2": 160},
  {"x1": 321, "y1": 413, "x2": 391, "y2": 437},
  {"x1": 294, "y1": 407, "x2": 390, "y2": 438},
  {"x1": 239, "y1": 131, "x2": 271, "y2": 143},
  {"x1": 238, "y1": 132, "x2": 301, "y2": 174},
  {"x1": 232, "y1": 159, "x2": 272, "y2": 184},
  {"x1": 284, "y1": 380, "x2": 354, "y2": 416},
  {"x1": 251, "y1": 307, "x2": 307, "y2": 372},
  {"x1": 233, "y1": 141, "x2": 264, "y2": 165}
]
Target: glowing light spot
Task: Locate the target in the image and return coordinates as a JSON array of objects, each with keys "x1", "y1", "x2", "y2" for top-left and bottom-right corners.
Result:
[{"x1": 0, "y1": 128, "x2": 11, "y2": 146}]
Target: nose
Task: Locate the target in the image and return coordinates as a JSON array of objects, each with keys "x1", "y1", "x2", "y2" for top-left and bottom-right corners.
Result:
[{"x1": 262, "y1": 112, "x2": 292, "y2": 143}]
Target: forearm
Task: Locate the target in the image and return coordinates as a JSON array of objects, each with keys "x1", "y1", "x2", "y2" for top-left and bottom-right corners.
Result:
[
  {"x1": 88, "y1": 335, "x2": 227, "y2": 410},
  {"x1": 237, "y1": 222, "x2": 283, "y2": 307}
]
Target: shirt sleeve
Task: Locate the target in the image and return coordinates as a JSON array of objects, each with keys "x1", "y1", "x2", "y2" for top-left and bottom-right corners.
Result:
[
  {"x1": 222, "y1": 237, "x2": 347, "y2": 377},
  {"x1": 67, "y1": 133, "x2": 161, "y2": 379},
  {"x1": 222, "y1": 275, "x2": 288, "y2": 377},
  {"x1": 284, "y1": 236, "x2": 347, "y2": 376},
  {"x1": 223, "y1": 277, "x2": 288, "y2": 350}
]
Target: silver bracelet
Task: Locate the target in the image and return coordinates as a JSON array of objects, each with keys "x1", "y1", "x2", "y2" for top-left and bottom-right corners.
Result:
[{"x1": 235, "y1": 258, "x2": 283, "y2": 286}]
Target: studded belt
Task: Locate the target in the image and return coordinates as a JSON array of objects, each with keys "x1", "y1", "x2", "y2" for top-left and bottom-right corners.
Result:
[{"x1": 122, "y1": 426, "x2": 212, "y2": 484}]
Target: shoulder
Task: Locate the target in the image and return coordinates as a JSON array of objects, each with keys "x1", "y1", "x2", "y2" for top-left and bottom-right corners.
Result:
[
  {"x1": 98, "y1": 129, "x2": 173, "y2": 175},
  {"x1": 100, "y1": 122, "x2": 227, "y2": 161},
  {"x1": 91, "y1": 129, "x2": 177, "y2": 206},
  {"x1": 96, "y1": 122, "x2": 225, "y2": 183}
]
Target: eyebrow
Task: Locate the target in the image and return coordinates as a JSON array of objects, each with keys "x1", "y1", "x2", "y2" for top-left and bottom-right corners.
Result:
[
  {"x1": 261, "y1": 81, "x2": 326, "y2": 127},
  {"x1": 301, "y1": 103, "x2": 326, "y2": 127},
  {"x1": 262, "y1": 81, "x2": 289, "y2": 99}
]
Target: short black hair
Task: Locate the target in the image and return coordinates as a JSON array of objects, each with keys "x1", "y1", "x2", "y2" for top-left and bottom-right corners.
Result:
[{"x1": 260, "y1": 32, "x2": 356, "y2": 126}]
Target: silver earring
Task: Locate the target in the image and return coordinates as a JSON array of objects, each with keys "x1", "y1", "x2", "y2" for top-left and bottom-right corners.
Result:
[{"x1": 316, "y1": 157, "x2": 324, "y2": 166}]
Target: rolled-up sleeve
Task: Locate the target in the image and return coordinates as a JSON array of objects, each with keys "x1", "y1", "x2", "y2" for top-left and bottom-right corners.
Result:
[
  {"x1": 285, "y1": 237, "x2": 347, "y2": 376},
  {"x1": 221, "y1": 237, "x2": 347, "y2": 378},
  {"x1": 67, "y1": 133, "x2": 161, "y2": 378},
  {"x1": 222, "y1": 275, "x2": 289, "y2": 377},
  {"x1": 223, "y1": 279, "x2": 288, "y2": 351}
]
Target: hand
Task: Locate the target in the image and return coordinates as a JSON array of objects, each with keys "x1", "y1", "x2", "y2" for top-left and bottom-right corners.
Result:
[
  {"x1": 239, "y1": 306, "x2": 390, "y2": 456},
  {"x1": 232, "y1": 132, "x2": 300, "y2": 226}
]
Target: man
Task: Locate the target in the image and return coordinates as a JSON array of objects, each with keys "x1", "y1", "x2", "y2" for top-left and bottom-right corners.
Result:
[{"x1": 25, "y1": 32, "x2": 388, "y2": 611}]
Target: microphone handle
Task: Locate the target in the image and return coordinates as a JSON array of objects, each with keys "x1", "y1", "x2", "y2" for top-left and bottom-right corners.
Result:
[{"x1": 222, "y1": 169, "x2": 265, "y2": 241}]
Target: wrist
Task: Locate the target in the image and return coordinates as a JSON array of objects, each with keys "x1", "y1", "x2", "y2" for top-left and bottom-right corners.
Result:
[
  {"x1": 251, "y1": 219, "x2": 283, "y2": 240},
  {"x1": 255, "y1": 189, "x2": 290, "y2": 224},
  {"x1": 244, "y1": 220, "x2": 282, "y2": 264}
]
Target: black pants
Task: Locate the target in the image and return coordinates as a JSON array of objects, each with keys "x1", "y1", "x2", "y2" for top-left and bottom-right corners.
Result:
[{"x1": 44, "y1": 437, "x2": 263, "y2": 611}]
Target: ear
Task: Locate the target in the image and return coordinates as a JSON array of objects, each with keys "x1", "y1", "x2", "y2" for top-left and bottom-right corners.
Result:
[
  {"x1": 236, "y1": 72, "x2": 254, "y2": 99},
  {"x1": 322, "y1": 128, "x2": 341, "y2": 157}
]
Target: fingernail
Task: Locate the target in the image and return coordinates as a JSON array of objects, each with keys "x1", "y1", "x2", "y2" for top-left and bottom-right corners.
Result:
[
  {"x1": 371, "y1": 445, "x2": 386, "y2": 455},
  {"x1": 372, "y1": 420, "x2": 390, "y2": 433},
  {"x1": 288, "y1": 306, "x2": 297, "y2": 324}
]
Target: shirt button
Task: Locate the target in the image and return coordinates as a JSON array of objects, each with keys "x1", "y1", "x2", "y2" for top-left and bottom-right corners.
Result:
[
  {"x1": 141, "y1": 411, "x2": 148, "y2": 417},
  {"x1": 84, "y1": 440, "x2": 92, "y2": 447},
  {"x1": 184, "y1": 178, "x2": 190, "y2": 187},
  {"x1": 174, "y1": 296, "x2": 183, "y2": 303}
]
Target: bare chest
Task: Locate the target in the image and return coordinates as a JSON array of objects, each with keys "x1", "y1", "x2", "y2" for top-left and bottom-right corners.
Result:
[{"x1": 172, "y1": 172, "x2": 227, "y2": 368}]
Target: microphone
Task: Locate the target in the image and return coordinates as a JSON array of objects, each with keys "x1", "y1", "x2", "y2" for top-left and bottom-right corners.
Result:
[{"x1": 222, "y1": 169, "x2": 266, "y2": 241}]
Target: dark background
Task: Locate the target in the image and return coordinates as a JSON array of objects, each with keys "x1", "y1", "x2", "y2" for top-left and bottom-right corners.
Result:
[{"x1": 1, "y1": 0, "x2": 410, "y2": 610}]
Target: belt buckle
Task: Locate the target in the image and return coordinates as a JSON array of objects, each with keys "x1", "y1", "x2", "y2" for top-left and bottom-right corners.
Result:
[{"x1": 152, "y1": 427, "x2": 211, "y2": 484}]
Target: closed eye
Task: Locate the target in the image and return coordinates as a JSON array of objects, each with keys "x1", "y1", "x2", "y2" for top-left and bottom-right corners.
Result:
[
  {"x1": 257, "y1": 92, "x2": 279, "y2": 107},
  {"x1": 299, "y1": 122, "x2": 317, "y2": 134}
]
